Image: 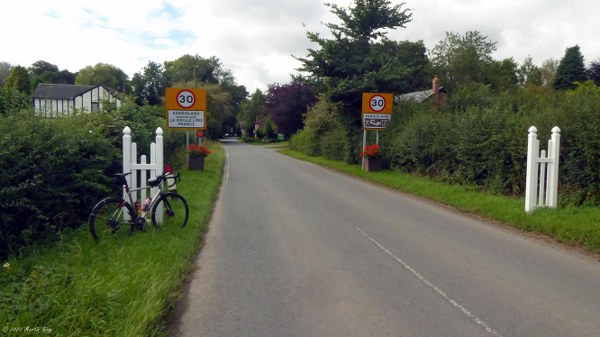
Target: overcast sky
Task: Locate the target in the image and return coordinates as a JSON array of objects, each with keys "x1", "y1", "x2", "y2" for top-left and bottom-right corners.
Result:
[{"x1": 1, "y1": 0, "x2": 598, "y2": 93}]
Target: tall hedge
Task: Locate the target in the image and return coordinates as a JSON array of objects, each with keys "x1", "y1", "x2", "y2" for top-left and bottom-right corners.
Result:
[
  {"x1": 0, "y1": 103, "x2": 186, "y2": 259},
  {"x1": 381, "y1": 81, "x2": 600, "y2": 205},
  {"x1": 0, "y1": 113, "x2": 117, "y2": 259}
]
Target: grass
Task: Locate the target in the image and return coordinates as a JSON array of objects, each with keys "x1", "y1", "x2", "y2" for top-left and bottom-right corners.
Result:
[
  {"x1": 280, "y1": 148, "x2": 600, "y2": 255},
  {"x1": 0, "y1": 143, "x2": 225, "y2": 337}
]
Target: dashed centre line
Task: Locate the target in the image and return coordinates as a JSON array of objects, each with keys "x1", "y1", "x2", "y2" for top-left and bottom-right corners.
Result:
[{"x1": 355, "y1": 225, "x2": 504, "y2": 337}]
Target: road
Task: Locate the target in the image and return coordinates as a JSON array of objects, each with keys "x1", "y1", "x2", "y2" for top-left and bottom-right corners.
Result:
[{"x1": 170, "y1": 139, "x2": 600, "y2": 337}]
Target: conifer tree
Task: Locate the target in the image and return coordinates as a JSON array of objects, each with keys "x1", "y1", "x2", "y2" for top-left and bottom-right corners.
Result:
[{"x1": 553, "y1": 45, "x2": 587, "y2": 90}]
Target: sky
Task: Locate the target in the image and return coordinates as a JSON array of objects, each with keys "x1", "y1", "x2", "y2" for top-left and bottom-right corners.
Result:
[{"x1": 1, "y1": 0, "x2": 599, "y2": 93}]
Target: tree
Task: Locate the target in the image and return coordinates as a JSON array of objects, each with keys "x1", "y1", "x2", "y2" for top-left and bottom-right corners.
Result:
[
  {"x1": 0, "y1": 62, "x2": 11, "y2": 85},
  {"x1": 3, "y1": 66, "x2": 31, "y2": 94},
  {"x1": 553, "y1": 45, "x2": 587, "y2": 90},
  {"x1": 205, "y1": 83, "x2": 235, "y2": 139},
  {"x1": 163, "y1": 54, "x2": 221, "y2": 85},
  {"x1": 540, "y1": 59, "x2": 559, "y2": 87},
  {"x1": 131, "y1": 61, "x2": 166, "y2": 105},
  {"x1": 430, "y1": 30, "x2": 497, "y2": 92},
  {"x1": 238, "y1": 89, "x2": 265, "y2": 137},
  {"x1": 76, "y1": 63, "x2": 130, "y2": 92},
  {"x1": 295, "y1": 0, "x2": 415, "y2": 124},
  {"x1": 588, "y1": 58, "x2": 600, "y2": 86},
  {"x1": 265, "y1": 81, "x2": 317, "y2": 136},
  {"x1": 517, "y1": 56, "x2": 543, "y2": 86},
  {"x1": 28, "y1": 60, "x2": 76, "y2": 88},
  {"x1": 484, "y1": 58, "x2": 519, "y2": 91}
]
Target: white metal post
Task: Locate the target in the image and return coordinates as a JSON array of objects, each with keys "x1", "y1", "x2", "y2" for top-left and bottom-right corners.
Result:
[
  {"x1": 525, "y1": 126, "x2": 539, "y2": 213},
  {"x1": 155, "y1": 128, "x2": 164, "y2": 223},
  {"x1": 547, "y1": 126, "x2": 561, "y2": 207},
  {"x1": 122, "y1": 126, "x2": 132, "y2": 221}
]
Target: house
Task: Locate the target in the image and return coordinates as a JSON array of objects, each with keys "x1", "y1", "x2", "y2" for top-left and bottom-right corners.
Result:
[
  {"x1": 32, "y1": 83, "x2": 122, "y2": 116},
  {"x1": 395, "y1": 75, "x2": 448, "y2": 106}
]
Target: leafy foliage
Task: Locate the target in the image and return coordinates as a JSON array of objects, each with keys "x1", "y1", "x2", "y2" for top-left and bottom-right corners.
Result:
[
  {"x1": 131, "y1": 61, "x2": 166, "y2": 105},
  {"x1": 3, "y1": 66, "x2": 32, "y2": 94},
  {"x1": 75, "y1": 63, "x2": 130, "y2": 93},
  {"x1": 0, "y1": 112, "x2": 117, "y2": 259},
  {"x1": 265, "y1": 81, "x2": 317, "y2": 136},
  {"x1": 381, "y1": 81, "x2": 600, "y2": 205},
  {"x1": 295, "y1": 0, "x2": 421, "y2": 123},
  {"x1": 430, "y1": 31, "x2": 497, "y2": 92},
  {"x1": 553, "y1": 45, "x2": 587, "y2": 90},
  {"x1": 0, "y1": 100, "x2": 186, "y2": 260},
  {"x1": 0, "y1": 88, "x2": 31, "y2": 114},
  {"x1": 588, "y1": 58, "x2": 600, "y2": 86}
]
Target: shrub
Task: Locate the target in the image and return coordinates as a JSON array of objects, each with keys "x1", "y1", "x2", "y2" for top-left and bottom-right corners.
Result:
[
  {"x1": 290, "y1": 129, "x2": 320, "y2": 156},
  {"x1": 320, "y1": 127, "x2": 348, "y2": 161},
  {"x1": 0, "y1": 113, "x2": 117, "y2": 259}
]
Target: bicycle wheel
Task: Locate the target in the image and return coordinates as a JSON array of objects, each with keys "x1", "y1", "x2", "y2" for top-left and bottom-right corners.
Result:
[
  {"x1": 151, "y1": 192, "x2": 189, "y2": 228},
  {"x1": 89, "y1": 197, "x2": 135, "y2": 242}
]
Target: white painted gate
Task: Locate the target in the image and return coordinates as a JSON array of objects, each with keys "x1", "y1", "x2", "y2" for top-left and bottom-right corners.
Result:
[{"x1": 525, "y1": 126, "x2": 560, "y2": 213}]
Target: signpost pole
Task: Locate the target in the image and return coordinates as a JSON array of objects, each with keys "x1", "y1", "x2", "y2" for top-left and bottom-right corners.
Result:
[
  {"x1": 185, "y1": 132, "x2": 189, "y2": 162},
  {"x1": 362, "y1": 130, "x2": 367, "y2": 170}
]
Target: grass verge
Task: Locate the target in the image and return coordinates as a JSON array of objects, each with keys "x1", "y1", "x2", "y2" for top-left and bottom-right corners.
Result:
[
  {"x1": 0, "y1": 143, "x2": 225, "y2": 337},
  {"x1": 280, "y1": 148, "x2": 600, "y2": 255}
]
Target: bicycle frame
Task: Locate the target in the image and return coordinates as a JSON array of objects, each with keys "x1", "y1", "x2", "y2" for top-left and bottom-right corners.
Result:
[{"x1": 121, "y1": 173, "x2": 177, "y2": 224}]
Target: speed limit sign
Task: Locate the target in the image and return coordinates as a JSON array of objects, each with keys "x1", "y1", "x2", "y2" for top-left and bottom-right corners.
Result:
[
  {"x1": 177, "y1": 89, "x2": 196, "y2": 109},
  {"x1": 369, "y1": 95, "x2": 386, "y2": 112},
  {"x1": 362, "y1": 93, "x2": 393, "y2": 114}
]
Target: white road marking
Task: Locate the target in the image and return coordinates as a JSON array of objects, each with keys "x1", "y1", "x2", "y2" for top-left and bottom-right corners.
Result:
[
  {"x1": 355, "y1": 226, "x2": 504, "y2": 337},
  {"x1": 224, "y1": 146, "x2": 229, "y2": 184}
]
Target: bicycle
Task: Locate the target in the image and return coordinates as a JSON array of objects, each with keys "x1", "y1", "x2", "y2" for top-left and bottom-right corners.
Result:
[{"x1": 88, "y1": 171, "x2": 189, "y2": 242}]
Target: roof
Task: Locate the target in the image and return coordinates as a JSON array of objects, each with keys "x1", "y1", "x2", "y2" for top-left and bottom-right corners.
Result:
[
  {"x1": 395, "y1": 87, "x2": 447, "y2": 103},
  {"x1": 396, "y1": 89, "x2": 434, "y2": 103},
  {"x1": 32, "y1": 84, "x2": 97, "y2": 99}
]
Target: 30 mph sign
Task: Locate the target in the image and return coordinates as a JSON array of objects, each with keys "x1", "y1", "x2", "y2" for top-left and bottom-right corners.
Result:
[
  {"x1": 166, "y1": 88, "x2": 207, "y2": 129},
  {"x1": 362, "y1": 93, "x2": 393, "y2": 114}
]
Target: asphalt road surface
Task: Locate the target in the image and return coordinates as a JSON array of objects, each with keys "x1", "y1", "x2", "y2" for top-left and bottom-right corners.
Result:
[{"x1": 170, "y1": 139, "x2": 600, "y2": 337}]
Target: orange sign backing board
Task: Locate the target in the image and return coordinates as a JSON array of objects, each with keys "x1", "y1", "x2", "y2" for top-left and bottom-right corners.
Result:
[
  {"x1": 166, "y1": 88, "x2": 206, "y2": 111},
  {"x1": 166, "y1": 88, "x2": 207, "y2": 129},
  {"x1": 362, "y1": 93, "x2": 393, "y2": 114}
]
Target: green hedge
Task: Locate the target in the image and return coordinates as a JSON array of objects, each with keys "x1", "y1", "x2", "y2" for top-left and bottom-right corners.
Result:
[
  {"x1": 0, "y1": 103, "x2": 187, "y2": 260},
  {"x1": 0, "y1": 113, "x2": 117, "y2": 259},
  {"x1": 381, "y1": 81, "x2": 600, "y2": 205}
]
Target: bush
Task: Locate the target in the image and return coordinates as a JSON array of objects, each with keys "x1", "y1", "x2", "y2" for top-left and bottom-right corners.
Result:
[
  {"x1": 290, "y1": 129, "x2": 320, "y2": 156},
  {"x1": 0, "y1": 101, "x2": 188, "y2": 259},
  {"x1": 320, "y1": 127, "x2": 348, "y2": 161},
  {"x1": 0, "y1": 113, "x2": 117, "y2": 259}
]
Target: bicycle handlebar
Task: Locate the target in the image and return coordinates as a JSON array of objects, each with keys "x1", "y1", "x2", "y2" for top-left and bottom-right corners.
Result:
[{"x1": 114, "y1": 171, "x2": 180, "y2": 188}]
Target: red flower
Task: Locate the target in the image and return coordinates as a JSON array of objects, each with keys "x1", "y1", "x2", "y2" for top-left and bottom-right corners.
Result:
[
  {"x1": 188, "y1": 144, "x2": 211, "y2": 157},
  {"x1": 360, "y1": 144, "x2": 381, "y2": 158}
]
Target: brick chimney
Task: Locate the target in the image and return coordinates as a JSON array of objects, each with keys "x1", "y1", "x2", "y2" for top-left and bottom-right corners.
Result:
[{"x1": 432, "y1": 75, "x2": 440, "y2": 103}]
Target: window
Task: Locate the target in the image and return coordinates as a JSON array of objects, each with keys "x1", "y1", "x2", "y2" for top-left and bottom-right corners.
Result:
[{"x1": 91, "y1": 102, "x2": 99, "y2": 112}]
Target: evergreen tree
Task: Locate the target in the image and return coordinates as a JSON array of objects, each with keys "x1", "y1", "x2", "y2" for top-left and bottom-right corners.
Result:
[
  {"x1": 295, "y1": 0, "x2": 417, "y2": 124},
  {"x1": 553, "y1": 45, "x2": 587, "y2": 90}
]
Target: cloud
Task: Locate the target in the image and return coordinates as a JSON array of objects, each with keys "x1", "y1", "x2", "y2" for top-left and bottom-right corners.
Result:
[{"x1": 1, "y1": 0, "x2": 599, "y2": 94}]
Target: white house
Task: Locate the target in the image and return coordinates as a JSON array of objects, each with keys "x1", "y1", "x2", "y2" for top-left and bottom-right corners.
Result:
[{"x1": 32, "y1": 83, "x2": 122, "y2": 116}]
